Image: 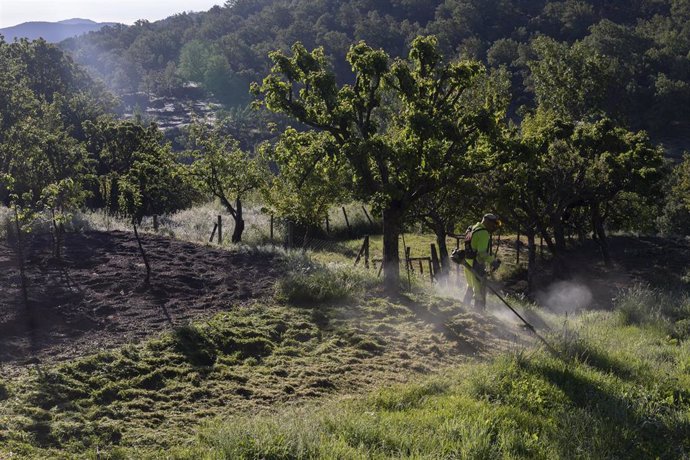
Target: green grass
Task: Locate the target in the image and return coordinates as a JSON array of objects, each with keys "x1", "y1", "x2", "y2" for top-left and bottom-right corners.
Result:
[
  {"x1": 169, "y1": 301, "x2": 690, "y2": 459},
  {"x1": 3, "y1": 221, "x2": 690, "y2": 459},
  {"x1": 275, "y1": 251, "x2": 379, "y2": 305},
  {"x1": 0, "y1": 252, "x2": 514, "y2": 458}
]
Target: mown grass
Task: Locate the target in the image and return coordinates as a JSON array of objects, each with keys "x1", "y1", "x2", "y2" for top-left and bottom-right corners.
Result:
[
  {"x1": 0, "y1": 249, "x2": 510, "y2": 459},
  {"x1": 165, "y1": 289, "x2": 690, "y2": 459},
  {"x1": 3, "y1": 209, "x2": 689, "y2": 459}
]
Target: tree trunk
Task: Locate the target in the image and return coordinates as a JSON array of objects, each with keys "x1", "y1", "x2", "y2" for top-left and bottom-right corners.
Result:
[
  {"x1": 591, "y1": 203, "x2": 611, "y2": 267},
  {"x1": 526, "y1": 229, "x2": 536, "y2": 294},
  {"x1": 51, "y1": 210, "x2": 63, "y2": 260},
  {"x1": 231, "y1": 197, "x2": 245, "y2": 243},
  {"x1": 13, "y1": 208, "x2": 31, "y2": 315},
  {"x1": 382, "y1": 205, "x2": 403, "y2": 292},
  {"x1": 553, "y1": 215, "x2": 566, "y2": 253},
  {"x1": 537, "y1": 221, "x2": 569, "y2": 279}
]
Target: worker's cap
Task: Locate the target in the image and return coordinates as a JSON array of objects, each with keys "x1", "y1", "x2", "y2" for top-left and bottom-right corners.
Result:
[{"x1": 483, "y1": 213, "x2": 502, "y2": 226}]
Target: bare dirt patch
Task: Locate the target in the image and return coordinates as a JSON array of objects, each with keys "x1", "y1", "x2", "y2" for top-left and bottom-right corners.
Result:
[{"x1": 0, "y1": 230, "x2": 280, "y2": 367}]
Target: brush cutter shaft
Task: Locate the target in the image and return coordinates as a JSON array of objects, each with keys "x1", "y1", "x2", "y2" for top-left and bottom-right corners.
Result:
[{"x1": 461, "y1": 261, "x2": 561, "y2": 357}]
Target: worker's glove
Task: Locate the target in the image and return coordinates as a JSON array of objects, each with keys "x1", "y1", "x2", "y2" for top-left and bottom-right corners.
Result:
[{"x1": 490, "y1": 259, "x2": 501, "y2": 271}]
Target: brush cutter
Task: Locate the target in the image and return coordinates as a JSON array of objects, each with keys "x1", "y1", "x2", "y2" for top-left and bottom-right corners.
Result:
[{"x1": 460, "y1": 259, "x2": 561, "y2": 358}]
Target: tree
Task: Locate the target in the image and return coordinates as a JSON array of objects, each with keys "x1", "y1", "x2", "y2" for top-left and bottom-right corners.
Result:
[
  {"x1": 510, "y1": 109, "x2": 663, "y2": 269},
  {"x1": 568, "y1": 117, "x2": 663, "y2": 264},
  {"x1": 178, "y1": 40, "x2": 213, "y2": 83},
  {"x1": 260, "y1": 128, "x2": 349, "y2": 246},
  {"x1": 116, "y1": 170, "x2": 153, "y2": 286},
  {"x1": 528, "y1": 36, "x2": 615, "y2": 121},
  {"x1": 40, "y1": 178, "x2": 89, "y2": 260},
  {"x1": 188, "y1": 122, "x2": 264, "y2": 243},
  {"x1": 84, "y1": 118, "x2": 195, "y2": 217},
  {"x1": 93, "y1": 121, "x2": 192, "y2": 286},
  {"x1": 253, "y1": 36, "x2": 501, "y2": 290}
]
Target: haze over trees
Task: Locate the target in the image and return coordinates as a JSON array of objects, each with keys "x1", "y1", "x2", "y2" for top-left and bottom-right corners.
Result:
[{"x1": 60, "y1": 0, "x2": 690, "y2": 151}]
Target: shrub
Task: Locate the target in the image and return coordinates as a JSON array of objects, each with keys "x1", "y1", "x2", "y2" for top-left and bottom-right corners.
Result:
[{"x1": 275, "y1": 252, "x2": 378, "y2": 305}]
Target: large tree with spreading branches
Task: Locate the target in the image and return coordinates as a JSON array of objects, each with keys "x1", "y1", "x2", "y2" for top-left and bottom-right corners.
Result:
[{"x1": 253, "y1": 35, "x2": 503, "y2": 290}]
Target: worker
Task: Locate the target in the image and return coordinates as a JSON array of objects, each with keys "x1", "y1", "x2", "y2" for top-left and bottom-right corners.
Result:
[{"x1": 463, "y1": 213, "x2": 502, "y2": 310}]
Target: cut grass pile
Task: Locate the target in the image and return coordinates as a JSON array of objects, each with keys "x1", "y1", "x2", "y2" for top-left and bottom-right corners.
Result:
[
  {"x1": 0, "y1": 252, "x2": 517, "y2": 459},
  {"x1": 171, "y1": 291, "x2": 690, "y2": 459}
]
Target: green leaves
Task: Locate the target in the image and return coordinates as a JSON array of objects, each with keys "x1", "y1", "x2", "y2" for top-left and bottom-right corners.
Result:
[
  {"x1": 260, "y1": 128, "x2": 348, "y2": 226},
  {"x1": 255, "y1": 34, "x2": 499, "y2": 208},
  {"x1": 187, "y1": 121, "x2": 264, "y2": 218}
]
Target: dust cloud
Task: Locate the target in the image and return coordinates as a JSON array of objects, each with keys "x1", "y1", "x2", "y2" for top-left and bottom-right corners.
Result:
[{"x1": 536, "y1": 280, "x2": 593, "y2": 315}]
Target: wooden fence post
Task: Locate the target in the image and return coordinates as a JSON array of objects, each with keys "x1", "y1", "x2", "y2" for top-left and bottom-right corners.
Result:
[
  {"x1": 217, "y1": 215, "x2": 222, "y2": 245},
  {"x1": 430, "y1": 244, "x2": 441, "y2": 282},
  {"x1": 209, "y1": 223, "x2": 218, "y2": 242},
  {"x1": 516, "y1": 231, "x2": 521, "y2": 265},
  {"x1": 342, "y1": 207, "x2": 351, "y2": 234},
  {"x1": 364, "y1": 235, "x2": 370, "y2": 269},
  {"x1": 354, "y1": 235, "x2": 369, "y2": 267},
  {"x1": 270, "y1": 214, "x2": 274, "y2": 242},
  {"x1": 325, "y1": 214, "x2": 330, "y2": 233},
  {"x1": 361, "y1": 206, "x2": 374, "y2": 226},
  {"x1": 153, "y1": 215, "x2": 159, "y2": 232}
]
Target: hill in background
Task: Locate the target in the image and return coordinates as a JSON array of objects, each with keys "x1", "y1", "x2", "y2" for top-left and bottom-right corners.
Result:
[{"x1": 0, "y1": 18, "x2": 118, "y2": 43}]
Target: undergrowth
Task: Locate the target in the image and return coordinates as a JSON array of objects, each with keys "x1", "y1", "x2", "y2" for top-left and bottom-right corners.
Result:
[{"x1": 275, "y1": 251, "x2": 379, "y2": 305}]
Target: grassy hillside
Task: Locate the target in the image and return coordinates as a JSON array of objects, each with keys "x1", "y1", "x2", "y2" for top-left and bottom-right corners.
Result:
[
  {"x1": 0, "y1": 249, "x2": 525, "y2": 458},
  {"x1": 174, "y1": 289, "x2": 690, "y2": 459},
  {"x1": 1, "y1": 236, "x2": 689, "y2": 458}
]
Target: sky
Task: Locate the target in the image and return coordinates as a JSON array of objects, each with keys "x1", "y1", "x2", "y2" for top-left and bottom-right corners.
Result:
[{"x1": 0, "y1": 0, "x2": 223, "y2": 28}]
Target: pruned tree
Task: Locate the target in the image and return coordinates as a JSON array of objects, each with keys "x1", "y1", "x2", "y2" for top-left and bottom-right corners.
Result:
[
  {"x1": 188, "y1": 122, "x2": 264, "y2": 243},
  {"x1": 253, "y1": 36, "x2": 502, "y2": 291},
  {"x1": 116, "y1": 173, "x2": 152, "y2": 286},
  {"x1": 90, "y1": 120, "x2": 195, "y2": 286},
  {"x1": 39, "y1": 178, "x2": 88, "y2": 260},
  {"x1": 259, "y1": 128, "x2": 349, "y2": 246}
]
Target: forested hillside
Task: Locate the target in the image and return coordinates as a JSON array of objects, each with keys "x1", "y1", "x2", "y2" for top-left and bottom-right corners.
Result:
[{"x1": 62, "y1": 0, "x2": 690, "y2": 146}]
